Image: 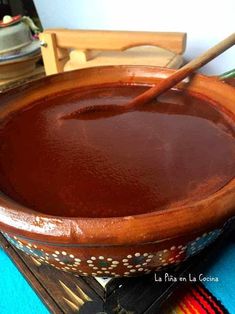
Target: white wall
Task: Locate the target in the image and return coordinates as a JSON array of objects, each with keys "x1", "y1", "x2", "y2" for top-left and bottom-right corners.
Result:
[{"x1": 34, "y1": 0, "x2": 235, "y2": 74}]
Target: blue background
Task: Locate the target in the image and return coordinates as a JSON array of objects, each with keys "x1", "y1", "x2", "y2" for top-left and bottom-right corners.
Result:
[{"x1": 0, "y1": 250, "x2": 48, "y2": 314}]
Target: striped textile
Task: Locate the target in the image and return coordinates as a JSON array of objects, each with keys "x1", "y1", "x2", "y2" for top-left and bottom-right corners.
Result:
[{"x1": 164, "y1": 283, "x2": 228, "y2": 314}]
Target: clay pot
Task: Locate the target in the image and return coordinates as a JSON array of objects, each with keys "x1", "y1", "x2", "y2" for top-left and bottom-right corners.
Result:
[{"x1": 0, "y1": 66, "x2": 235, "y2": 277}]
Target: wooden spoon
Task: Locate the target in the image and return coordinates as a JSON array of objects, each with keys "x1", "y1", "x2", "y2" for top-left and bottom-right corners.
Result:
[{"x1": 63, "y1": 33, "x2": 235, "y2": 120}]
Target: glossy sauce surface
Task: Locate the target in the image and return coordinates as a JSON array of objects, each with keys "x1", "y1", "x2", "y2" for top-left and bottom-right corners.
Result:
[{"x1": 0, "y1": 85, "x2": 235, "y2": 218}]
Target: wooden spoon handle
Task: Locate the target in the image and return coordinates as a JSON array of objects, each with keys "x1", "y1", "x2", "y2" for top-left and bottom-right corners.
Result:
[{"x1": 126, "y1": 33, "x2": 235, "y2": 109}]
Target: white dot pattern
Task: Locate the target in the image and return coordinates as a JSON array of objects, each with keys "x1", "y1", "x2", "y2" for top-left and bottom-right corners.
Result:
[{"x1": 2, "y1": 229, "x2": 221, "y2": 276}]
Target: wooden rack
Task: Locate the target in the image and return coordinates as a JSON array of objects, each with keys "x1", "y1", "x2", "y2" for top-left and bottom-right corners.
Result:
[{"x1": 39, "y1": 29, "x2": 186, "y2": 75}]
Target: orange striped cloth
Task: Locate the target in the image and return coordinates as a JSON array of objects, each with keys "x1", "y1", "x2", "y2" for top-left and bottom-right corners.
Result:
[{"x1": 163, "y1": 283, "x2": 228, "y2": 314}]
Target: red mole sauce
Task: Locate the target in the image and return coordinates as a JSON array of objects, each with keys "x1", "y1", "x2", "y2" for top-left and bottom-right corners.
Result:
[{"x1": 0, "y1": 85, "x2": 235, "y2": 218}]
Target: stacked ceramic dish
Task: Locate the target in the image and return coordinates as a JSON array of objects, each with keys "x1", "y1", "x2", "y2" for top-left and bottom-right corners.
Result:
[{"x1": 0, "y1": 15, "x2": 41, "y2": 80}]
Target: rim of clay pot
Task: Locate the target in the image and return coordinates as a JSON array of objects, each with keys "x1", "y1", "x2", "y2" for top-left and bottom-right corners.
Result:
[{"x1": 0, "y1": 66, "x2": 235, "y2": 246}]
